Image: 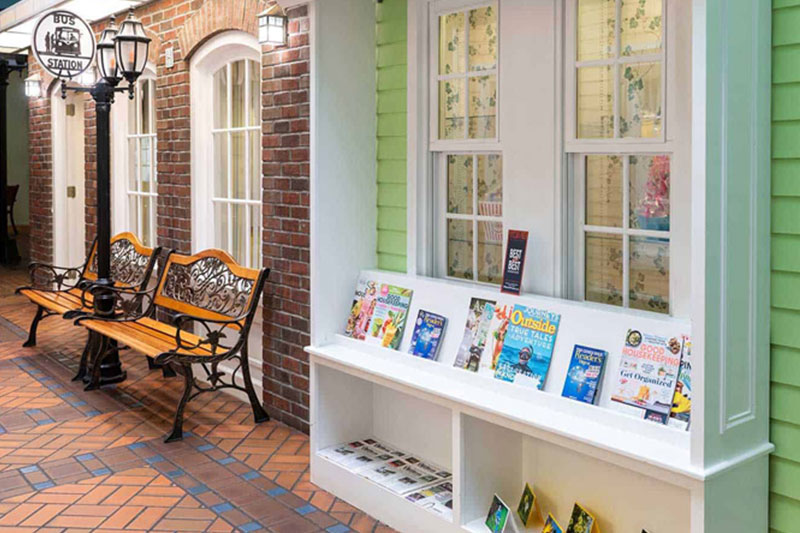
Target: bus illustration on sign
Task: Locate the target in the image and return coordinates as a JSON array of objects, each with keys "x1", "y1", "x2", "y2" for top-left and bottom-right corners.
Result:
[{"x1": 52, "y1": 27, "x2": 81, "y2": 56}]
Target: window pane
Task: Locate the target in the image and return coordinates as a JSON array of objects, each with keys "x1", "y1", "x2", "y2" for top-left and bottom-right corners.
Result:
[
  {"x1": 141, "y1": 80, "x2": 151, "y2": 134},
  {"x1": 577, "y1": 0, "x2": 615, "y2": 61},
  {"x1": 468, "y1": 5, "x2": 497, "y2": 72},
  {"x1": 140, "y1": 137, "x2": 152, "y2": 193},
  {"x1": 577, "y1": 66, "x2": 613, "y2": 139},
  {"x1": 477, "y1": 154, "x2": 502, "y2": 216},
  {"x1": 478, "y1": 221, "x2": 503, "y2": 284},
  {"x1": 585, "y1": 232, "x2": 623, "y2": 306},
  {"x1": 586, "y1": 155, "x2": 622, "y2": 227},
  {"x1": 630, "y1": 155, "x2": 670, "y2": 230},
  {"x1": 232, "y1": 60, "x2": 246, "y2": 128},
  {"x1": 447, "y1": 154, "x2": 473, "y2": 215},
  {"x1": 468, "y1": 75, "x2": 497, "y2": 139},
  {"x1": 231, "y1": 131, "x2": 246, "y2": 199},
  {"x1": 440, "y1": 79, "x2": 466, "y2": 139},
  {"x1": 128, "y1": 88, "x2": 137, "y2": 135},
  {"x1": 213, "y1": 133, "x2": 228, "y2": 197},
  {"x1": 231, "y1": 203, "x2": 247, "y2": 265},
  {"x1": 141, "y1": 196, "x2": 151, "y2": 248},
  {"x1": 439, "y1": 12, "x2": 466, "y2": 75},
  {"x1": 128, "y1": 196, "x2": 139, "y2": 235},
  {"x1": 619, "y1": 62, "x2": 662, "y2": 138},
  {"x1": 630, "y1": 236, "x2": 669, "y2": 314},
  {"x1": 248, "y1": 60, "x2": 260, "y2": 127},
  {"x1": 621, "y1": 0, "x2": 663, "y2": 57},
  {"x1": 249, "y1": 204, "x2": 260, "y2": 268},
  {"x1": 213, "y1": 66, "x2": 228, "y2": 129},
  {"x1": 250, "y1": 130, "x2": 261, "y2": 201},
  {"x1": 214, "y1": 202, "x2": 229, "y2": 251},
  {"x1": 447, "y1": 219, "x2": 473, "y2": 280},
  {"x1": 128, "y1": 138, "x2": 138, "y2": 191}
]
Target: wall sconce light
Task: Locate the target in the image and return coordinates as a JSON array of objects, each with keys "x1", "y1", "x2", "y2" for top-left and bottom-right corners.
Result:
[
  {"x1": 258, "y1": 6, "x2": 287, "y2": 46},
  {"x1": 24, "y1": 74, "x2": 42, "y2": 98}
]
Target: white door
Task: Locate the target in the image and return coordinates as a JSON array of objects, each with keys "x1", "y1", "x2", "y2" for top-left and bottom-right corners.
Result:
[{"x1": 52, "y1": 92, "x2": 86, "y2": 267}]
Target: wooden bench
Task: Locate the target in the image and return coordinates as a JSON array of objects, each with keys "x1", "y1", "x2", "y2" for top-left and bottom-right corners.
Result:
[
  {"x1": 75, "y1": 249, "x2": 270, "y2": 442},
  {"x1": 17, "y1": 232, "x2": 161, "y2": 380}
]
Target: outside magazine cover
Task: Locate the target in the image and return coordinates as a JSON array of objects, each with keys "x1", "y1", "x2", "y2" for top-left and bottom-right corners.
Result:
[{"x1": 494, "y1": 305, "x2": 561, "y2": 390}]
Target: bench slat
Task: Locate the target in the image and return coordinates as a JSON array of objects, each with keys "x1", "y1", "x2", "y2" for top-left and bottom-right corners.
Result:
[
  {"x1": 81, "y1": 318, "x2": 214, "y2": 359},
  {"x1": 18, "y1": 288, "x2": 91, "y2": 315}
]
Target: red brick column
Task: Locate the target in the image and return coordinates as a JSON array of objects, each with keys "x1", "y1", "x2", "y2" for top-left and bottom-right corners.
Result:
[
  {"x1": 27, "y1": 64, "x2": 54, "y2": 264},
  {"x1": 261, "y1": 6, "x2": 311, "y2": 433}
]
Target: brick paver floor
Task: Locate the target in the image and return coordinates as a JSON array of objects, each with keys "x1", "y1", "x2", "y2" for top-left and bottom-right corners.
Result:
[{"x1": 0, "y1": 269, "x2": 397, "y2": 533}]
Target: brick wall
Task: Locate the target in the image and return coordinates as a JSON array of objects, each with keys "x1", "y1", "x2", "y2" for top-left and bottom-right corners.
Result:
[
  {"x1": 260, "y1": 6, "x2": 311, "y2": 433},
  {"x1": 27, "y1": 63, "x2": 53, "y2": 264},
  {"x1": 28, "y1": 0, "x2": 312, "y2": 432}
]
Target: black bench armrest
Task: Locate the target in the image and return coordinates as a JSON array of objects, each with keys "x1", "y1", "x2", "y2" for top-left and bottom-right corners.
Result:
[
  {"x1": 155, "y1": 313, "x2": 248, "y2": 365},
  {"x1": 17, "y1": 262, "x2": 85, "y2": 293},
  {"x1": 71, "y1": 284, "x2": 157, "y2": 322}
]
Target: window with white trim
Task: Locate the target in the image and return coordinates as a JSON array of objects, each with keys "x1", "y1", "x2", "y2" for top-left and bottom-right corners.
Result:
[
  {"x1": 432, "y1": 1, "x2": 503, "y2": 285},
  {"x1": 569, "y1": 0, "x2": 675, "y2": 315},
  {"x1": 211, "y1": 58, "x2": 261, "y2": 268},
  {"x1": 126, "y1": 77, "x2": 157, "y2": 247}
]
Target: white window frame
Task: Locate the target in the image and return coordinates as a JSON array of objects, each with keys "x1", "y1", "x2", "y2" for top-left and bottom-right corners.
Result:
[
  {"x1": 127, "y1": 77, "x2": 158, "y2": 247},
  {"x1": 190, "y1": 31, "x2": 262, "y2": 269},
  {"x1": 566, "y1": 0, "x2": 691, "y2": 317},
  {"x1": 111, "y1": 68, "x2": 157, "y2": 247},
  {"x1": 429, "y1": 0, "x2": 504, "y2": 286}
]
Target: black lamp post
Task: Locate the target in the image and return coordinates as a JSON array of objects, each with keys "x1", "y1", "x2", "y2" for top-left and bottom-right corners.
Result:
[
  {"x1": 57, "y1": 10, "x2": 151, "y2": 384},
  {"x1": 0, "y1": 54, "x2": 27, "y2": 266}
]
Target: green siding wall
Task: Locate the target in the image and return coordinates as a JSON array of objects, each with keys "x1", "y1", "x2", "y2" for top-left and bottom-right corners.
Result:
[
  {"x1": 773, "y1": 2, "x2": 800, "y2": 531},
  {"x1": 376, "y1": 0, "x2": 408, "y2": 272}
]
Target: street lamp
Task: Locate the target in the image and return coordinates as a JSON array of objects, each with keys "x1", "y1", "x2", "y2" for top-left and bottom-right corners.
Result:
[
  {"x1": 96, "y1": 19, "x2": 119, "y2": 82},
  {"x1": 115, "y1": 9, "x2": 150, "y2": 84}
]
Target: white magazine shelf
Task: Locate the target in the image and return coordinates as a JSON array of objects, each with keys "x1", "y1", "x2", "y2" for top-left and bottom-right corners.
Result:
[{"x1": 308, "y1": 270, "x2": 698, "y2": 532}]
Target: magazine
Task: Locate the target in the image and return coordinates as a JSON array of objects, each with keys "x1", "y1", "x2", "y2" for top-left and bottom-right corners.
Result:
[
  {"x1": 611, "y1": 329, "x2": 682, "y2": 420},
  {"x1": 669, "y1": 335, "x2": 692, "y2": 430},
  {"x1": 454, "y1": 298, "x2": 496, "y2": 371},
  {"x1": 364, "y1": 284, "x2": 413, "y2": 350},
  {"x1": 562, "y1": 345, "x2": 608, "y2": 405},
  {"x1": 485, "y1": 494, "x2": 511, "y2": 533},
  {"x1": 360, "y1": 457, "x2": 408, "y2": 484},
  {"x1": 405, "y1": 481, "x2": 453, "y2": 521},
  {"x1": 543, "y1": 514, "x2": 564, "y2": 533},
  {"x1": 480, "y1": 304, "x2": 512, "y2": 377},
  {"x1": 345, "y1": 277, "x2": 379, "y2": 340},
  {"x1": 408, "y1": 310, "x2": 447, "y2": 360},
  {"x1": 317, "y1": 440, "x2": 367, "y2": 465},
  {"x1": 566, "y1": 503, "x2": 599, "y2": 533},
  {"x1": 494, "y1": 305, "x2": 561, "y2": 390}
]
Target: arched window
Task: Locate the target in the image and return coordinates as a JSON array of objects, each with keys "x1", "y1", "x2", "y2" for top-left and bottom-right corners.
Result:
[
  {"x1": 112, "y1": 71, "x2": 157, "y2": 247},
  {"x1": 191, "y1": 32, "x2": 261, "y2": 268}
]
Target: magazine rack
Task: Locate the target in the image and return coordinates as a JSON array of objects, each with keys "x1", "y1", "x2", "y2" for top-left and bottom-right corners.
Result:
[{"x1": 306, "y1": 1, "x2": 772, "y2": 531}]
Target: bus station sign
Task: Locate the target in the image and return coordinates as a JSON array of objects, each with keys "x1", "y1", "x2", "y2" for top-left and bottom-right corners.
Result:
[{"x1": 32, "y1": 10, "x2": 95, "y2": 80}]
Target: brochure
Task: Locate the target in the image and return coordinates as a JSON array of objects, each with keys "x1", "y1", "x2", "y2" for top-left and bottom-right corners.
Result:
[
  {"x1": 365, "y1": 284, "x2": 413, "y2": 349},
  {"x1": 543, "y1": 514, "x2": 564, "y2": 533},
  {"x1": 454, "y1": 298, "x2": 496, "y2": 371},
  {"x1": 317, "y1": 440, "x2": 367, "y2": 465},
  {"x1": 501, "y1": 229, "x2": 529, "y2": 294},
  {"x1": 480, "y1": 303, "x2": 512, "y2": 377},
  {"x1": 345, "y1": 277, "x2": 379, "y2": 340},
  {"x1": 566, "y1": 503, "x2": 600, "y2": 533},
  {"x1": 409, "y1": 310, "x2": 447, "y2": 360},
  {"x1": 405, "y1": 481, "x2": 453, "y2": 521},
  {"x1": 669, "y1": 335, "x2": 692, "y2": 430},
  {"x1": 562, "y1": 345, "x2": 608, "y2": 405},
  {"x1": 485, "y1": 494, "x2": 511, "y2": 533},
  {"x1": 611, "y1": 329, "x2": 682, "y2": 419},
  {"x1": 494, "y1": 305, "x2": 561, "y2": 390},
  {"x1": 516, "y1": 482, "x2": 543, "y2": 528}
]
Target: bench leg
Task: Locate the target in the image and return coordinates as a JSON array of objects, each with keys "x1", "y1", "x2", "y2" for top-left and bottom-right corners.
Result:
[
  {"x1": 165, "y1": 364, "x2": 193, "y2": 443},
  {"x1": 72, "y1": 331, "x2": 96, "y2": 382},
  {"x1": 85, "y1": 336, "x2": 110, "y2": 391},
  {"x1": 240, "y1": 352, "x2": 269, "y2": 424},
  {"x1": 23, "y1": 305, "x2": 46, "y2": 348}
]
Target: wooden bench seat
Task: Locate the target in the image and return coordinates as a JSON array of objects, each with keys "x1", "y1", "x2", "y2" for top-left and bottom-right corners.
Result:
[{"x1": 75, "y1": 249, "x2": 270, "y2": 443}]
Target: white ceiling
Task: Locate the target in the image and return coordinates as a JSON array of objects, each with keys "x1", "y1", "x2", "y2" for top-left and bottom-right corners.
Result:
[{"x1": 0, "y1": 0, "x2": 148, "y2": 54}]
